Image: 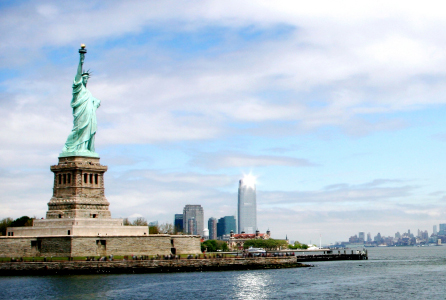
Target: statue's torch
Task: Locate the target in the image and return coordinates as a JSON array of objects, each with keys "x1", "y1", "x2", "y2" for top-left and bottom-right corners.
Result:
[{"x1": 79, "y1": 44, "x2": 87, "y2": 54}]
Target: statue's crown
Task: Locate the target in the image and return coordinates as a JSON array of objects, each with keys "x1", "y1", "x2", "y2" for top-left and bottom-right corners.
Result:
[{"x1": 82, "y1": 69, "x2": 92, "y2": 77}]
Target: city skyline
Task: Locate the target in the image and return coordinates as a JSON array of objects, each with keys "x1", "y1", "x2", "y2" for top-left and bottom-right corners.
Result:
[
  {"x1": 3, "y1": 1, "x2": 446, "y2": 244},
  {"x1": 339, "y1": 222, "x2": 446, "y2": 247}
]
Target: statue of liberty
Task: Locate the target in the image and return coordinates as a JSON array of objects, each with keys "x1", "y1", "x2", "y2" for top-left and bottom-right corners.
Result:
[{"x1": 61, "y1": 44, "x2": 100, "y2": 157}]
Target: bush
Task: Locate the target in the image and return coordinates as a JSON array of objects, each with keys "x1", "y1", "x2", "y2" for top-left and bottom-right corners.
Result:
[
  {"x1": 243, "y1": 239, "x2": 288, "y2": 250},
  {"x1": 201, "y1": 240, "x2": 228, "y2": 252},
  {"x1": 10, "y1": 216, "x2": 33, "y2": 227},
  {"x1": 0, "y1": 218, "x2": 13, "y2": 236},
  {"x1": 288, "y1": 241, "x2": 308, "y2": 249}
]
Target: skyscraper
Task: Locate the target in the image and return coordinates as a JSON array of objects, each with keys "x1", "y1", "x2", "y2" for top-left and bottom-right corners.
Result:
[
  {"x1": 208, "y1": 217, "x2": 217, "y2": 240},
  {"x1": 174, "y1": 214, "x2": 183, "y2": 233},
  {"x1": 187, "y1": 218, "x2": 196, "y2": 235},
  {"x1": 358, "y1": 232, "x2": 365, "y2": 242},
  {"x1": 183, "y1": 205, "x2": 204, "y2": 235},
  {"x1": 238, "y1": 176, "x2": 257, "y2": 234},
  {"x1": 217, "y1": 216, "x2": 236, "y2": 238}
]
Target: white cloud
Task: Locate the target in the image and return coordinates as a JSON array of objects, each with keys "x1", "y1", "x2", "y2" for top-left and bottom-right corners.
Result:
[
  {"x1": 3, "y1": 1, "x2": 446, "y2": 244},
  {"x1": 192, "y1": 152, "x2": 314, "y2": 169}
]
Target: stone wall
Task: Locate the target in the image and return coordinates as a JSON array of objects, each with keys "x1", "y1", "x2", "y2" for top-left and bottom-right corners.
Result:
[
  {"x1": 40, "y1": 237, "x2": 72, "y2": 256},
  {"x1": 0, "y1": 235, "x2": 202, "y2": 257},
  {"x1": 0, "y1": 237, "x2": 39, "y2": 257},
  {"x1": 71, "y1": 236, "x2": 174, "y2": 256},
  {"x1": 171, "y1": 235, "x2": 202, "y2": 254}
]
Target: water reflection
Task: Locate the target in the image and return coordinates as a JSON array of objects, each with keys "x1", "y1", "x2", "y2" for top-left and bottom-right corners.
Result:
[{"x1": 233, "y1": 271, "x2": 273, "y2": 300}]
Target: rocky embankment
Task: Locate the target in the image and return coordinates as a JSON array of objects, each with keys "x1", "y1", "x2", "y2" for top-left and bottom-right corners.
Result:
[{"x1": 0, "y1": 257, "x2": 310, "y2": 276}]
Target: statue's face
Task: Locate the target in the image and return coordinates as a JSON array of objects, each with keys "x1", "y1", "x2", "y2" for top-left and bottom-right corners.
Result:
[{"x1": 82, "y1": 75, "x2": 89, "y2": 86}]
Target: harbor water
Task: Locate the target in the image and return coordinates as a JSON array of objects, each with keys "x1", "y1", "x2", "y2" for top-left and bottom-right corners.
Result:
[{"x1": 1, "y1": 246, "x2": 445, "y2": 299}]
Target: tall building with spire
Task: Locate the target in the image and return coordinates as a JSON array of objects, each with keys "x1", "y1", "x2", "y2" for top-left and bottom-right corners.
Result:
[{"x1": 237, "y1": 176, "x2": 257, "y2": 234}]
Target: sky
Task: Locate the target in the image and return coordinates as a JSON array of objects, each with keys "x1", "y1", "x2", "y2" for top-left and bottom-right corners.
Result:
[{"x1": 1, "y1": 0, "x2": 446, "y2": 244}]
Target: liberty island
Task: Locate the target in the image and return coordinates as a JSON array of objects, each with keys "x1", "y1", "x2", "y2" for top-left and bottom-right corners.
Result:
[
  {"x1": 0, "y1": 45, "x2": 201, "y2": 258},
  {"x1": 0, "y1": 46, "x2": 309, "y2": 275}
]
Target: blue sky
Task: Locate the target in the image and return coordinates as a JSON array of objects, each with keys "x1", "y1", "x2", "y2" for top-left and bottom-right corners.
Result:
[{"x1": 2, "y1": 0, "x2": 446, "y2": 244}]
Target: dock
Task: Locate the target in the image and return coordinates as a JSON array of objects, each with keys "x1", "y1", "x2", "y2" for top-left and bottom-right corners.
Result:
[{"x1": 294, "y1": 249, "x2": 368, "y2": 262}]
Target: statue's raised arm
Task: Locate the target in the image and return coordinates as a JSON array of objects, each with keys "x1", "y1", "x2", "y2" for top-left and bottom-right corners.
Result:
[
  {"x1": 75, "y1": 49, "x2": 85, "y2": 83},
  {"x1": 60, "y1": 44, "x2": 101, "y2": 158}
]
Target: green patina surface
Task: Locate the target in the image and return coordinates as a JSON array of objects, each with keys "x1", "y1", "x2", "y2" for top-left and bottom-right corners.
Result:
[{"x1": 60, "y1": 46, "x2": 100, "y2": 158}]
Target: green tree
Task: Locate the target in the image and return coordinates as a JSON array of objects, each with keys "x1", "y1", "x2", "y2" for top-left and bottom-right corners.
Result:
[
  {"x1": 0, "y1": 217, "x2": 13, "y2": 236},
  {"x1": 201, "y1": 240, "x2": 229, "y2": 252},
  {"x1": 149, "y1": 226, "x2": 159, "y2": 234},
  {"x1": 243, "y1": 239, "x2": 288, "y2": 250},
  {"x1": 218, "y1": 240, "x2": 229, "y2": 251},
  {"x1": 10, "y1": 216, "x2": 33, "y2": 227},
  {"x1": 122, "y1": 218, "x2": 131, "y2": 225},
  {"x1": 201, "y1": 240, "x2": 217, "y2": 252},
  {"x1": 288, "y1": 241, "x2": 308, "y2": 249}
]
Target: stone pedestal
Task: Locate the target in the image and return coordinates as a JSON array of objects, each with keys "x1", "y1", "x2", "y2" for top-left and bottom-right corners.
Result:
[
  {"x1": 47, "y1": 156, "x2": 110, "y2": 219},
  {"x1": 7, "y1": 155, "x2": 149, "y2": 238},
  {"x1": 2, "y1": 155, "x2": 201, "y2": 256}
]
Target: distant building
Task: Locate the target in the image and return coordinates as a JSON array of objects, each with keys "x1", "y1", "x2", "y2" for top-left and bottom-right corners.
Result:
[
  {"x1": 439, "y1": 224, "x2": 446, "y2": 235},
  {"x1": 208, "y1": 217, "x2": 217, "y2": 240},
  {"x1": 348, "y1": 233, "x2": 364, "y2": 244},
  {"x1": 202, "y1": 228, "x2": 209, "y2": 240},
  {"x1": 374, "y1": 232, "x2": 382, "y2": 243},
  {"x1": 188, "y1": 217, "x2": 196, "y2": 235},
  {"x1": 174, "y1": 214, "x2": 183, "y2": 233},
  {"x1": 148, "y1": 221, "x2": 158, "y2": 227},
  {"x1": 227, "y1": 229, "x2": 272, "y2": 250},
  {"x1": 433, "y1": 225, "x2": 437, "y2": 235},
  {"x1": 367, "y1": 232, "x2": 372, "y2": 243},
  {"x1": 183, "y1": 205, "x2": 204, "y2": 235},
  {"x1": 238, "y1": 178, "x2": 257, "y2": 234},
  {"x1": 217, "y1": 216, "x2": 236, "y2": 239},
  {"x1": 349, "y1": 234, "x2": 358, "y2": 243}
]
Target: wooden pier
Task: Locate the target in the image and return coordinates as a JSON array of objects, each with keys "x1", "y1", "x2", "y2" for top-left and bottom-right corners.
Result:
[{"x1": 295, "y1": 249, "x2": 368, "y2": 262}]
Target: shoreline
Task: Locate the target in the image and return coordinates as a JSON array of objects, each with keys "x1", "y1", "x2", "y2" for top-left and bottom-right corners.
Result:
[{"x1": 0, "y1": 257, "x2": 311, "y2": 276}]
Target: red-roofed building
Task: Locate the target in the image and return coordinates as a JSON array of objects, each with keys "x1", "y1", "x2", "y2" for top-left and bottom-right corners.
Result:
[{"x1": 227, "y1": 229, "x2": 271, "y2": 250}]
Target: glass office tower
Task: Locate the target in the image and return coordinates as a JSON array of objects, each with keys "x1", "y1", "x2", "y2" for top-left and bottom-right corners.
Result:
[
  {"x1": 174, "y1": 214, "x2": 183, "y2": 233},
  {"x1": 216, "y1": 216, "x2": 236, "y2": 238},
  {"x1": 183, "y1": 204, "x2": 204, "y2": 235},
  {"x1": 238, "y1": 178, "x2": 257, "y2": 234}
]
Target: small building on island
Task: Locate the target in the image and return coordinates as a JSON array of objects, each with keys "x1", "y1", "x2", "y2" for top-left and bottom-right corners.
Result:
[{"x1": 227, "y1": 229, "x2": 271, "y2": 250}]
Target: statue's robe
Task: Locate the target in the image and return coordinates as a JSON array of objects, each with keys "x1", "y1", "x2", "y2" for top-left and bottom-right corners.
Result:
[{"x1": 62, "y1": 77, "x2": 100, "y2": 154}]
